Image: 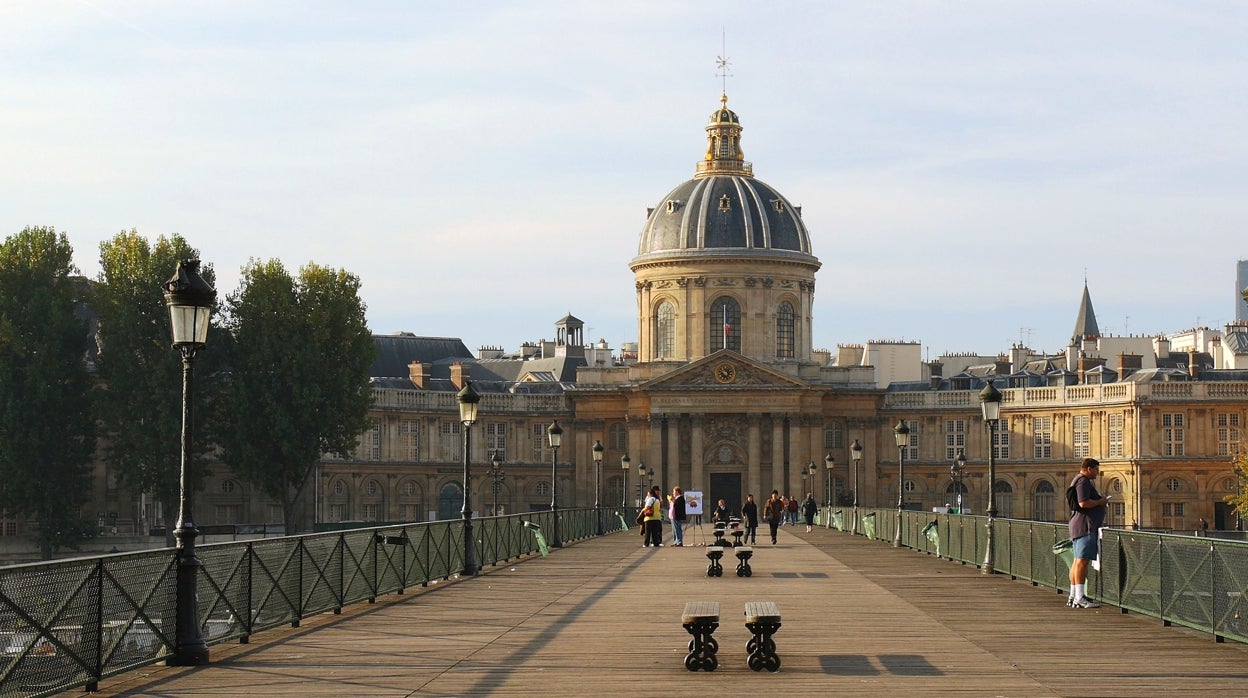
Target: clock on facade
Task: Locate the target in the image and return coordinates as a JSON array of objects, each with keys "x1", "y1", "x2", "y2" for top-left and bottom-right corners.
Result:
[{"x1": 715, "y1": 363, "x2": 736, "y2": 384}]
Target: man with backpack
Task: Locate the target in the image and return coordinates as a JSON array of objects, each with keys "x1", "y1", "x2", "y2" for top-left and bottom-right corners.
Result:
[{"x1": 1067, "y1": 457, "x2": 1110, "y2": 609}]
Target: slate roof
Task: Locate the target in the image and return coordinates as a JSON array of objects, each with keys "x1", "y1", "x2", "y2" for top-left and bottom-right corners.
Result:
[
  {"x1": 370, "y1": 334, "x2": 473, "y2": 378},
  {"x1": 1071, "y1": 282, "x2": 1101, "y2": 344}
]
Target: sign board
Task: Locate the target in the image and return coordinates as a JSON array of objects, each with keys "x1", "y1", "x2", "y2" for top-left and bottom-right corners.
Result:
[{"x1": 685, "y1": 491, "x2": 704, "y2": 516}]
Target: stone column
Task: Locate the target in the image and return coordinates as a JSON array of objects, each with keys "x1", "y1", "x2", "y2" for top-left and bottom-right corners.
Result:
[
  {"x1": 748, "y1": 414, "x2": 762, "y2": 495},
  {"x1": 771, "y1": 415, "x2": 785, "y2": 494},
  {"x1": 690, "y1": 415, "x2": 705, "y2": 495}
]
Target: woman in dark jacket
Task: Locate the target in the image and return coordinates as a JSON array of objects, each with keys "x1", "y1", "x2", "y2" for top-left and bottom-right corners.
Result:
[
  {"x1": 802, "y1": 493, "x2": 818, "y2": 532},
  {"x1": 741, "y1": 494, "x2": 759, "y2": 544}
]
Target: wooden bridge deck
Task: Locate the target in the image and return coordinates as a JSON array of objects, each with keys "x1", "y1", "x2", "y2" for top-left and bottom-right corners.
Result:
[{"x1": 79, "y1": 524, "x2": 1248, "y2": 697}]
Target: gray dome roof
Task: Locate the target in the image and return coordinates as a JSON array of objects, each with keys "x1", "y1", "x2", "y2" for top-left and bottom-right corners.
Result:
[
  {"x1": 632, "y1": 95, "x2": 817, "y2": 266},
  {"x1": 635, "y1": 175, "x2": 813, "y2": 258}
]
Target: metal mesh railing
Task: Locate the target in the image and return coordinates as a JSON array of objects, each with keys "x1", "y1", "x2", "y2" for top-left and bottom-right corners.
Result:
[
  {"x1": 0, "y1": 507, "x2": 632, "y2": 698},
  {"x1": 843, "y1": 507, "x2": 1248, "y2": 643}
]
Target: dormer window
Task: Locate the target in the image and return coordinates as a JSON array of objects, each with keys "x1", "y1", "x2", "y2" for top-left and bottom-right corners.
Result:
[
  {"x1": 718, "y1": 194, "x2": 732, "y2": 212},
  {"x1": 666, "y1": 200, "x2": 680, "y2": 214},
  {"x1": 772, "y1": 199, "x2": 785, "y2": 213}
]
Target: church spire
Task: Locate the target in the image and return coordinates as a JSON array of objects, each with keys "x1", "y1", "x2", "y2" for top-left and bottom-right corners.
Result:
[{"x1": 1071, "y1": 281, "x2": 1101, "y2": 345}]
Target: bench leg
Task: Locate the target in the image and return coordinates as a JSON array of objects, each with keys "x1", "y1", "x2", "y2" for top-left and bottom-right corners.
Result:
[
  {"x1": 745, "y1": 620, "x2": 781, "y2": 672},
  {"x1": 706, "y1": 557, "x2": 723, "y2": 577},
  {"x1": 682, "y1": 620, "x2": 719, "y2": 671},
  {"x1": 735, "y1": 555, "x2": 752, "y2": 577}
]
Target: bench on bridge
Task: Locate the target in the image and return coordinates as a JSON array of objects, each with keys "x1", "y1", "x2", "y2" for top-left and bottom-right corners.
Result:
[
  {"x1": 681, "y1": 601, "x2": 720, "y2": 671},
  {"x1": 705, "y1": 546, "x2": 725, "y2": 577},
  {"x1": 711, "y1": 524, "x2": 730, "y2": 547},
  {"x1": 734, "y1": 546, "x2": 753, "y2": 577},
  {"x1": 744, "y1": 601, "x2": 781, "y2": 672}
]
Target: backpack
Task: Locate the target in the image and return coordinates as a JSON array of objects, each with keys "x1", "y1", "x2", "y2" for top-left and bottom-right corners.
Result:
[{"x1": 1066, "y1": 476, "x2": 1084, "y2": 514}]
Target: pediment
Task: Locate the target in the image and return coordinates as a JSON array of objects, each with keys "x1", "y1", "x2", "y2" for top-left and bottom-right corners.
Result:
[{"x1": 640, "y1": 350, "x2": 810, "y2": 391}]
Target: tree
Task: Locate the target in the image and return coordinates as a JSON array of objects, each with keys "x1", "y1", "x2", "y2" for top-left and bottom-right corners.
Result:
[
  {"x1": 217, "y1": 259, "x2": 374, "y2": 533},
  {"x1": 0, "y1": 226, "x2": 96, "y2": 558},
  {"x1": 1227, "y1": 451, "x2": 1248, "y2": 531},
  {"x1": 93, "y1": 230, "x2": 218, "y2": 539}
]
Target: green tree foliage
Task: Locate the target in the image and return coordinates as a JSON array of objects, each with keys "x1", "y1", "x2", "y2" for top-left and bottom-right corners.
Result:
[
  {"x1": 0, "y1": 227, "x2": 97, "y2": 558},
  {"x1": 93, "y1": 230, "x2": 218, "y2": 538},
  {"x1": 1226, "y1": 451, "x2": 1248, "y2": 526},
  {"x1": 218, "y1": 259, "x2": 374, "y2": 533}
]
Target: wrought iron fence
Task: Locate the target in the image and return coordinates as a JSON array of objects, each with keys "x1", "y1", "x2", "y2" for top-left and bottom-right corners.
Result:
[
  {"x1": 0, "y1": 507, "x2": 631, "y2": 698},
  {"x1": 843, "y1": 507, "x2": 1248, "y2": 644}
]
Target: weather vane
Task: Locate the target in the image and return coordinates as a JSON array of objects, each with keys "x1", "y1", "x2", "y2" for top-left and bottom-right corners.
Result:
[{"x1": 716, "y1": 29, "x2": 732, "y2": 99}]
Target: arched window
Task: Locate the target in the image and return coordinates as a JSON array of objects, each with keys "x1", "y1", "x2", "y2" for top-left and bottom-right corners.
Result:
[
  {"x1": 654, "y1": 301, "x2": 675, "y2": 359},
  {"x1": 437, "y1": 483, "x2": 462, "y2": 522},
  {"x1": 710, "y1": 297, "x2": 741, "y2": 352},
  {"x1": 776, "y1": 302, "x2": 795, "y2": 359},
  {"x1": 993, "y1": 481, "x2": 1014, "y2": 518},
  {"x1": 1033, "y1": 481, "x2": 1056, "y2": 522}
]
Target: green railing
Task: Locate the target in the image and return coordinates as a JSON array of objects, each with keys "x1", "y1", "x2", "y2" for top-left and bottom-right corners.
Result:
[
  {"x1": 841, "y1": 506, "x2": 1248, "y2": 644},
  {"x1": 0, "y1": 507, "x2": 633, "y2": 698}
]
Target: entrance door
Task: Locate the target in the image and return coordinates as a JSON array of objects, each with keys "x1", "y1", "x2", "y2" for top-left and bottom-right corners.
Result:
[{"x1": 709, "y1": 473, "x2": 743, "y2": 518}]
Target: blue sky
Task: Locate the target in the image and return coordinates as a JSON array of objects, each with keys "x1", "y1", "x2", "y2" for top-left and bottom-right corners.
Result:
[{"x1": 3, "y1": 2, "x2": 1246, "y2": 359}]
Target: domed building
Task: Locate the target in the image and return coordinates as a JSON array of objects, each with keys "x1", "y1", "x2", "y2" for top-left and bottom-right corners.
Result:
[{"x1": 631, "y1": 95, "x2": 821, "y2": 364}]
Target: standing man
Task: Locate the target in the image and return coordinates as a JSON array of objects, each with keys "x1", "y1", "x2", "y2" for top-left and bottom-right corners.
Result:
[
  {"x1": 643, "y1": 486, "x2": 664, "y2": 548},
  {"x1": 741, "y1": 494, "x2": 759, "y2": 544},
  {"x1": 669, "y1": 486, "x2": 687, "y2": 547},
  {"x1": 764, "y1": 490, "x2": 784, "y2": 544},
  {"x1": 1068, "y1": 457, "x2": 1109, "y2": 609}
]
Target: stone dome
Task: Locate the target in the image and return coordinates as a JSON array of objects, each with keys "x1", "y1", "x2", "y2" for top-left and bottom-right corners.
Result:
[{"x1": 632, "y1": 95, "x2": 817, "y2": 268}]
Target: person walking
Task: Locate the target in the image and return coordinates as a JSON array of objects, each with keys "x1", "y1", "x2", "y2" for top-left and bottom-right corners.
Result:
[
  {"x1": 669, "y1": 486, "x2": 687, "y2": 546},
  {"x1": 802, "y1": 493, "x2": 818, "y2": 532},
  {"x1": 786, "y1": 494, "x2": 799, "y2": 525},
  {"x1": 643, "y1": 485, "x2": 664, "y2": 548},
  {"x1": 1068, "y1": 457, "x2": 1109, "y2": 608},
  {"x1": 741, "y1": 493, "x2": 759, "y2": 544},
  {"x1": 764, "y1": 490, "x2": 784, "y2": 544}
]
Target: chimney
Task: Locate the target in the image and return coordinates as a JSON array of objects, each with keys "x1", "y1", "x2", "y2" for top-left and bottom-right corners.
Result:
[
  {"x1": 1188, "y1": 348, "x2": 1200, "y2": 378},
  {"x1": 450, "y1": 361, "x2": 470, "y2": 389},
  {"x1": 1077, "y1": 355, "x2": 1105, "y2": 384},
  {"x1": 1117, "y1": 353, "x2": 1142, "y2": 378},
  {"x1": 408, "y1": 360, "x2": 430, "y2": 389}
]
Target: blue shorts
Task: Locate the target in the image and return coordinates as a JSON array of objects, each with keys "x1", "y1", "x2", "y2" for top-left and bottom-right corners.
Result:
[{"x1": 1072, "y1": 532, "x2": 1099, "y2": 560}]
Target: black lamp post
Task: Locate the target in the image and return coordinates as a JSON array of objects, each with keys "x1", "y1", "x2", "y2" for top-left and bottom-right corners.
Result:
[
  {"x1": 850, "y1": 439, "x2": 863, "y2": 507},
  {"x1": 637, "y1": 461, "x2": 647, "y2": 505},
  {"x1": 592, "y1": 440, "x2": 604, "y2": 535},
  {"x1": 824, "y1": 454, "x2": 835, "y2": 508},
  {"x1": 457, "y1": 381, "x2": 480, "y2": 576},
  {"x1": 647, "y1": 466, "x2": 654, "y2": 491},
  {"x1": 951, "y1": 449, "x2": 966, "y2": 514},
  {"x1": 893, "y1": 420, "x2": 910, "y2": 548},
  {"x1": 547, "y1": 421, "x2": 563, "y2": 548},
  {"x1": 980, "y1": 380, "x2": 1002, "y2": 574},
  {"x1": 162, "y1": 259, "x2": 215, "y2": 666},
  {"x1": 620, "y1": 453, "x2": 631, "y2": 508},
  {"x1": 489, "y1": 451, "x2": 505, "y2": 516}
]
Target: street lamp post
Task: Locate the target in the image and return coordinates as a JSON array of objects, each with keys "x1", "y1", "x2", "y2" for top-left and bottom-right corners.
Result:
[
  {"x1": 637, "y1": 462, "x2": 647, "y2": 505},
  {"x1": 489, "y1": 451, "x2": 505, "y2": 516},
  {"x1": 951, "y1": 449, "x2": 966, "y2": 514},
  {"x1": 592, "y1": 440, "x2": 604, "y2": 535},
  {"x1": 163, "y1": 259, "x2": 215, "y2": 666},
  {"x1": 850, "y1": 439, "x2": 863, "y2": 532},
  {"x1": 620, "y1": 453, "x2": 631, "y2": 508},
  {"x1": 647, "y1": 467, "x2": 654, "y2": 491},
  {"x1": 547, "y1": 421, "x2": 563, "y2": 548},
  {"x1": 824, "y1": 454, "x2": 835, "y2": 509},
  {"x1": 457, "y1": 381, "x2": 480, "y2": 576},
  {"x1": 894, "y1": 420, "x2": 910, "y2": 548},
  {"x1": 980, "y1": 381, "x2": 1002, "y2": 575}
]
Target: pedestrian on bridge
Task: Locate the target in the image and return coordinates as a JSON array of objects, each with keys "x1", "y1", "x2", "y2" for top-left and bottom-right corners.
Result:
[
  {"x1": 643, "y1": 486, "x2": 664, "y2": 548},
  {"x1": 1068, "y1": 457, "x2": 1109, "y2": 609},
  {"x1": 669, "y1": 487, "x2": 687, "y2": 546},
  {"x1": 741, "y1": 494, "x2": 759, "y2": 544},
  {"x1": 802, "y1": 493, "x2": 818, "y2": 532},
  {"x1": 764, "y1": 491, "x2": 784, "y2": 544}
]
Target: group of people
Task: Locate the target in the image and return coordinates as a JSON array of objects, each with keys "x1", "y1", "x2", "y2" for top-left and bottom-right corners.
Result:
[{"x1": 642, "y1": 487, "x2": 820, "y2": 548}]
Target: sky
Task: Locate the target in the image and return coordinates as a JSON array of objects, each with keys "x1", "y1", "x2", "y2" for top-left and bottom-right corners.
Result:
[{"x1": 3, "y1": 1, "x2": 1247, "y2": 360}]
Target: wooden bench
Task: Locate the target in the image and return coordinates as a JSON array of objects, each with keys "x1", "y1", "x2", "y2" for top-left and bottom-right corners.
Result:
[
  {"x1": 705, "y1": 546, "x2": 725, "y2": 577},
  {"x1": 681, "y1": 601, "x2": 720, "y2": 671},
  {"x1": 744, "y1": 601, "x2": 781, "y2": 672},
  {"x1": 734, "y1": 546, "x2": 753, "y2": 577}
]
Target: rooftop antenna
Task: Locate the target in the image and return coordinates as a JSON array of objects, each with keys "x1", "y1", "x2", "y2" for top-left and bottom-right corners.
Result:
[{"x1": 716, "y1": 29, "x2": 732, "y2": 101}]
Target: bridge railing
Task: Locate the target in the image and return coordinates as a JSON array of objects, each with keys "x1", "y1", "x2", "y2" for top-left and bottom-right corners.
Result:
[
  {"x1": 0, "y1": 506, "x2": 634, "y2": 698},
  {"x1": 836, "y1": 506, "x2": 1248, "y2": 644}
]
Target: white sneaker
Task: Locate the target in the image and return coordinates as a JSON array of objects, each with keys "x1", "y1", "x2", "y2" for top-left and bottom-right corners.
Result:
[{"x1": 1074, "y1": 597, "x2": 1100, "y2": 609}]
